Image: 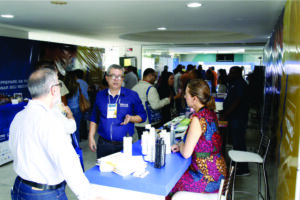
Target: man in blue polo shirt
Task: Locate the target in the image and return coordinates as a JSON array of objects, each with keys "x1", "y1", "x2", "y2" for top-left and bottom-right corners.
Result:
[{"x1": 88, "y1": 64, "x2": 147, "y2": 158}]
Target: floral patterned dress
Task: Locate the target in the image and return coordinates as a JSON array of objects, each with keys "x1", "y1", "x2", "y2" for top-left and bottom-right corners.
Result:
[{"x1": 169, "y1": 107, "x2": 227, "y2": 195}]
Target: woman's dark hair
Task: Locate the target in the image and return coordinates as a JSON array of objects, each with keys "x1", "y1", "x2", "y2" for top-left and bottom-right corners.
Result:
[
  {"x1": 161, "y1": 72, "x2": 174, "y2": 87},
  {"x1": 74, "y1": 69, "x2": 84, "y2": 79},
  {"x1": 187, "y1": 79, "x2": 215, "y2": 111},
  {"x1": 64, "y1": 71, "x2": 79, "y2": 99},
  {"x1": 218, "y1": 69, "x2": 228, "y2": 84}
]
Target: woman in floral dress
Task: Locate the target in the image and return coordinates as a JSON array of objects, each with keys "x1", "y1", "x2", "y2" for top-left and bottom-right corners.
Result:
[{"x1": 168, "y1": 79, "x2": 227, "y2": 198}]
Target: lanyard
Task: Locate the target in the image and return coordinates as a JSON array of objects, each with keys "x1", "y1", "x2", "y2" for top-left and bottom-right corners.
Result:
[{"x1": 108, "y1": 94, "x2": 120, "y2": 105}]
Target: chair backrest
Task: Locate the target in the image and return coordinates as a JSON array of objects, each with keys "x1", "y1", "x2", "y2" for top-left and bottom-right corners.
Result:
[
  {"x1": 257, "y1": 134, "x2": 270, "y2": 162},
  {"x1": 218, "y1": 166, "x2": 234, "y2": 200}
]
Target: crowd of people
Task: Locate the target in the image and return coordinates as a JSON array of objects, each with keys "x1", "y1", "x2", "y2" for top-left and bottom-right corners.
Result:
[{"x1": 9, "y1": 62, "x2": 250, "y2": 199}]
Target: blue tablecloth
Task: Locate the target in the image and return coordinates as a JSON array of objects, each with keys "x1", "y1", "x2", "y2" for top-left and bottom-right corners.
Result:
[{"x1": 85, "y1": 141, "x2": 191, "y2": 196}]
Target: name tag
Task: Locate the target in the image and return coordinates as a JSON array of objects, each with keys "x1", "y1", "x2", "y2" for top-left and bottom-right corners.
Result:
[
  {"x1": 107, "y1": 104, "x2": 117, "y2": 118},
  {"x1": 120, "y1": 103, "x2": 128, "y2": 107}
]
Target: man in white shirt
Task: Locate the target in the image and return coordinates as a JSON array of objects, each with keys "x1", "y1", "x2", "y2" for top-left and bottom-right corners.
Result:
[
  {"x1": 34, "y1": 61, "x2": 77, "y2": 136},
  {"x1": 132, "y1": 68, "x2": 170, "y2": 139},
  {"x1": 9, "y1": 68, "x2": 104, "y2": 200}
]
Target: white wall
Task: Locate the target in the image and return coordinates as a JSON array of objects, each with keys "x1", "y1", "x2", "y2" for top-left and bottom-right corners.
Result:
[
  {"x1": 103, "y1": 45, "x2": 142, "y2": 73},
  {"x1": 141, "y1": 57, "x2": 155, "y2": 77},
  {"x1": 118, "y1": 45, "x2": 142, "y2": 68}
]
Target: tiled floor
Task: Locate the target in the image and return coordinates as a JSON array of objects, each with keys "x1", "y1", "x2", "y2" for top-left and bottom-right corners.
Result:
[{"x1": 0, "y1": 108, "x2": 274, "y2": 200}]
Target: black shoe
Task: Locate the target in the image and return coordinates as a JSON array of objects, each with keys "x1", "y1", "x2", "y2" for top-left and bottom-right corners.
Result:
[{"x1": 236, "y1": 169, "x2": 250, "y2": 176}]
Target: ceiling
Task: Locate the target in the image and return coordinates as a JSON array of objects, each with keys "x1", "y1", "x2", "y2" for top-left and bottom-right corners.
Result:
[{"x1": 0, "y1": 0, "x2": 286, "y2": 52}]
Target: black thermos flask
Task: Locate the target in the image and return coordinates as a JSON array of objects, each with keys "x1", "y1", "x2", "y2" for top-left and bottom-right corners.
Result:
[{"x1": 154, "y1": 138, "x2": 166, "y2": 168}]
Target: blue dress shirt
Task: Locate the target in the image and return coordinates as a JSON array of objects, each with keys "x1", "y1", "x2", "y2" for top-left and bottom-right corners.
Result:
[{"x1": 90, "y1": 87, "x2": 146, "y2": 141}]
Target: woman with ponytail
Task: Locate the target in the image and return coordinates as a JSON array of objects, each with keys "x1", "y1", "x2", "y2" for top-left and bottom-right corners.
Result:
[{"x1": 167, "y1": 79, "x2": 227, "y2": 199}]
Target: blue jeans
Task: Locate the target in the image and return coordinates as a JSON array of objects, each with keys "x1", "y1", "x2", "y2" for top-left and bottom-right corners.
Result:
[
  {"x1": 11, "y1": 177, "x2": 67, "y2": 200},
  {"x1": 70, "y1": 107, "x2": 82, "y2": 143},
  {"x1": 97, "y1": 136, "x2": 123, "y2": 159}
]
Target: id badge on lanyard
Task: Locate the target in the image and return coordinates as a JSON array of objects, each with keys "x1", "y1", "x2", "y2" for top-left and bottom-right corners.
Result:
[{"x1": 107, "y1": 104, "x2": 117, "y2": 118}]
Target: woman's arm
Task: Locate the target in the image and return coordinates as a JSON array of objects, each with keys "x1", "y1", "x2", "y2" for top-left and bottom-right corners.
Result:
[{"x1": 179, "y1": 116, "x2": 202, "y2": 158}]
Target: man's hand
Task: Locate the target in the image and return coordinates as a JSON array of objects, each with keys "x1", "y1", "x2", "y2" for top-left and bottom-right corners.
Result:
[
  {"x1": 121, "y1": 114, "x2": 131, "y2": 125},
  {"x1": 171, "y1": 144, "x2": 180, "y2": 153},
  {"x1": 88, "y1": 137, "x2": 97, "y2": 152},
  {"x1": 64, "y1": 106, "x2": 74, "y2": 119}
]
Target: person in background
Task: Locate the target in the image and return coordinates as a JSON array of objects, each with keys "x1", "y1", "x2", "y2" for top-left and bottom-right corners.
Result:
[
  {"x1": 132, "y1": 68, "x2": 170, "y2": 139},
  {"x1": 100, "y1": 72, "x2": 109, "y2": 91},
  {"x1": 167, "y1": 79, "x2": 227, "y2": 199},
  {"x1": 64, "y1": 71, "x2": 89, "y2": 142},
  {"x1": 180, "y1": 64, "x2": 195, "y2": 93},
  {"x1": 88, "y1": 64, "x2": 147, "y2": 158},
  {"x1": 173, "y1": 65, "x2": 184, "y2": 115},
  {"x1": 123, "y1": 65, "x2": 138, "y2": 89},
  {"x1": 221, "y1": 66, "x2": 250, "y2": 176},
  {"x1": 210, "y1": 66, "x2": 218, "y2": 93},
  {"x1": 173, "y1": 64, "x2": 183, "y2": 95},
  {"x1": 74, "y1": 69, "x2": 90, "y2": 140},
  {"x1": 9, "y1": 68, "x2": 104, "y2": 200},
  {"x1": 157, "y1": 72, "x2": 180, "y2": 125},
  {"x1": 197, "y1": 64, "x2": 205, "y2": 80},
  {"x1": 157, "y1": 65, "x2": 169, "y2": 86},
  {"x1": 205, "y1": 68, "x2": 215, "y2": 93},
  {"x1": 181, "y1": 69, "x2": 201, "y2": 94},
  {"x1": 217, "y1": 69, "x2": 228, "y2": 93},
  {"x1": 189, "y1": 69, "x2": 200, "y2": 81},
  {"x1": 132, "y1": 66, "x2": 139, "y2": 81}
]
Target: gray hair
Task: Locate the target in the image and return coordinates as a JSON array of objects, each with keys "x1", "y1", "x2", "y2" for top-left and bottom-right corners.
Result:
[
  {"x1": 106, "y1": 64, "x2": 124, "y2": 75},
  {"x1": 28, "y1": 68, "x2": 57, "y2": 98}
]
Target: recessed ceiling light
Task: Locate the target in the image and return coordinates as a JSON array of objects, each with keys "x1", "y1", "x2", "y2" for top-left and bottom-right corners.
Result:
[
  {"x1": 157, "y1": 27, "x2": 167, "y2": 31},
  {"x1": 187, "y1": 2, "x2": 202, "y2": 8},
  {"x1": 50, "y1": 1, "x2": 67, "y2": 5},
  {"x1": 1, "y1": 14, "x2": 14, "y2": 19}
]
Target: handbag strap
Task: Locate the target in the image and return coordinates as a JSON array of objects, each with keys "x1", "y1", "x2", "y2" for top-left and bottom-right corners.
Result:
[
  {"x1": 146, "y1": 86, "x2": 153, "y2": 101},
  {"x1": 78, "y1": 84, "x2": 82, "y2": 94}
]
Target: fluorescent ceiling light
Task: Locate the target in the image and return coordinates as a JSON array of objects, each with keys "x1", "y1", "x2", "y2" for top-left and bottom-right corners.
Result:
[
  {"x1": 157, "y1": 27, "x2": 167, "y2": 31},
  {"x1": 192, "y1": 50, "x2": 216, "y2": 54},
  {"x1": 191, "y1": 49, "x2": 245, "y2": 54},
  {"x1": 187, "y1": 2, "x2": 202, "y2": 8},
  {"x1": 218, "y1": 49, "x2": 245, "y2": 53},
  {"x1": 50, "y1": 1, "x2": 67, "y2": 5},
  {"x1": 1, "y1": 14, "x2": 14, "y2": 18}
]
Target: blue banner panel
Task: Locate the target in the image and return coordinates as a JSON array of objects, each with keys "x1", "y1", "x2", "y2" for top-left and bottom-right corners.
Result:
[{"x1": 0, "y1": 36, "x2": 40, "y2": 99}]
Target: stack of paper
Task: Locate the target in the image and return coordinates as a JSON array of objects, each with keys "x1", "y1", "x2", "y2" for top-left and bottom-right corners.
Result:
[{"x1": 97, "y1": 152, "x2": 147, "y2": 177}]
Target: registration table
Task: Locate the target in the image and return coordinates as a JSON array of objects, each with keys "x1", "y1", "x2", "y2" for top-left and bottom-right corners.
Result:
[{"x1": 85, "y1": 141, "x2": 191, "y2": 200}]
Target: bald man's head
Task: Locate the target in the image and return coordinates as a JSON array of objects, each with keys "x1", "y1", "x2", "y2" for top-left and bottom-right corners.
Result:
[{"x1": 28, "y1": 68, "x2": 57, "y2": 98}]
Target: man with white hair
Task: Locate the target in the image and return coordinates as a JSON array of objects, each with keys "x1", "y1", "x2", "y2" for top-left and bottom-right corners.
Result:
[{"x1": 9, "y1": 67, "x2": 104, "y2": 200}]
